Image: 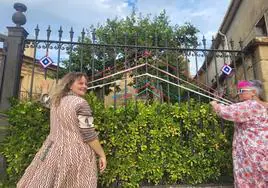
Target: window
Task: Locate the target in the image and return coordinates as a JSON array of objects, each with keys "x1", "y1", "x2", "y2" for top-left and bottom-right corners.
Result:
[{"x1": 255, "y1": 14, "x2": 268, "y2": 36}]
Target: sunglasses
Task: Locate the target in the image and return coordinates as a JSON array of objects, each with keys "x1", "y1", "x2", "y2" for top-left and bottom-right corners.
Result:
[{"x1": 237, "y1": 88, "x2": 254, "y2": 94}]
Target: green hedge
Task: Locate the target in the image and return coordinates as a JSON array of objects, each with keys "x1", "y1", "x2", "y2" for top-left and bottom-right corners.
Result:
[
  {"x1": 0, "y1": 99, "x2": 49, "y2": 186},
  {"x1": 0, "y1": 94, "x2": 233, "y2": 187}
]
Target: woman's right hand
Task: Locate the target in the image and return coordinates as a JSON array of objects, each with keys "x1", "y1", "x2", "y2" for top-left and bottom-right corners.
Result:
[
  {"x1": 99, "y1": 156, "x2": 107, "y2": 173},
  {"x1": 210, "y1": 101, "x2": 218, "y2": 106},
  {"x1": 88, "y1": 139, "x2": 107, "y2": 173}
]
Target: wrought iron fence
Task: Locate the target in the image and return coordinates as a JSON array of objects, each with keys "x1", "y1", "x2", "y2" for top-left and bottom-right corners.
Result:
[
  {"x1": 20, "y1": 91, "x2": 40, "y2": 101},
  {"x1": 23, "y1": 25, "x2": 249, "y2": 109}
]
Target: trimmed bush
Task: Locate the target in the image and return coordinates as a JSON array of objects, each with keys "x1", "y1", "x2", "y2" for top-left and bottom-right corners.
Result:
[
  {"x1": 0, "y1": 95, "x2": 233, "y2": 187},
  {"x1": 0, "y1": 99, "x2": 49, "y2": 185}
]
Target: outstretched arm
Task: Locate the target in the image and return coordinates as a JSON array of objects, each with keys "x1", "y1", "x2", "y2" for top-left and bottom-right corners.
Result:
[{"x1": 210, "y1": 100, "x2": 252, "y2": 123}]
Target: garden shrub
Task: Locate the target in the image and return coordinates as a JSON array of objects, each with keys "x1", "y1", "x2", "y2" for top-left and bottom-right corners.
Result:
[
  {"x1": 0, "y1": 99, "x2": 49, "y2": 185},
  {"x1": 0, "y1": 95, "x2": 233, "y2": 187}
]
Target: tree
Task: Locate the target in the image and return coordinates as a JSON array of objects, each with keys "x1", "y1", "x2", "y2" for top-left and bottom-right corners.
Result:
[{"x1": 63, "y1": 10, "x2": 199, "y2": 103}]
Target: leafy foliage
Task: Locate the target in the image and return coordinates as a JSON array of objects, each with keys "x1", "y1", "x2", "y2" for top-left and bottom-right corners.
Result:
[
  {"x1": 62, "y1": 11, "x2": 199, "y2": 103},
  {"x1": 90, "y1": 95, "x2": 234, "y2": 187},
  {"x1": 0, "y1": 94, "x2": 233, "y2": 187},
  {"x1": 0, "y1": 99, "x2": 49, "y2": 185}
]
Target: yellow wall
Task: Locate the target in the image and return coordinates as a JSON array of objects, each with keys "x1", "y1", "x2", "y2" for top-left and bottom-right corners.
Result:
[
  {"x1": 20, "y1": 60, "x2": 57, "y2": 100},
  {"x1": 19, "y1": 47, "x2": 57, "y2": 99}
]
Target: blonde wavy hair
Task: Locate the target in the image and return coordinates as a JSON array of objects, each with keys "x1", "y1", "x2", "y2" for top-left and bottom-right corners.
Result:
[{"x1": 51, "y1": 72, "x2": 88, "y2": 107}]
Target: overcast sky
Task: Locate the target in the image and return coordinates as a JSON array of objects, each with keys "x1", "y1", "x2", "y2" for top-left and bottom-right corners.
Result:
[
  {"x1": 0, "y1": 0, "x2": 231, "y2": 75},
  {"x1": 1, "y1": 0, "x2": 230, "y2": 40}
]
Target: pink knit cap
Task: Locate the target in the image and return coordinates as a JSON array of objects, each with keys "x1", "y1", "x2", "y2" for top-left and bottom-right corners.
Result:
[{"x1": 237, "y1": 80, "x2": 253, "y2": 88}]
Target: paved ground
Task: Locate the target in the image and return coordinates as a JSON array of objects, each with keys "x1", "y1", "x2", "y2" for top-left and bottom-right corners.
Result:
[{"x1": 142, "y1": 185, "x2": 233, "y2": 188}]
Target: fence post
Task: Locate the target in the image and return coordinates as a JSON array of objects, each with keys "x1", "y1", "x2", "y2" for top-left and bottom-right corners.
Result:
[{"x1": 0, "y1": 3, "x2": 28, "y2": 111}]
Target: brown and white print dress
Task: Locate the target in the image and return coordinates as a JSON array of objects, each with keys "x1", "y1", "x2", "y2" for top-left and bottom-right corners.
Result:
[{"x1": 17, "y1": 94, "x2": 99, "y2": 188}]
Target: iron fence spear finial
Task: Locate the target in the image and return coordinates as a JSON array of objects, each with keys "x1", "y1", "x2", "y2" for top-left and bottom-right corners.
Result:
[
  {"x1": 70, "y1": 27, "x2": 74, "y2": 42},
  {"x1": 202, "y1": 35, "x2": 206, "y2": 49},
  {"x1": 47, "y1": 25, "x2": 51, "y2": 40},
  {"x1": 58, "y1": 26, "x2": 63, "y2": 38}
]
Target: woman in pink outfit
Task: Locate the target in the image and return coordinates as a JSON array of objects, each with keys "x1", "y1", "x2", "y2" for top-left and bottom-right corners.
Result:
[
  {"x1": 210, "y1": 80, "x2": 268, "y2": 188},
  {"x1": 17, "y1": 72, "x2": 107, "y2": 188}
]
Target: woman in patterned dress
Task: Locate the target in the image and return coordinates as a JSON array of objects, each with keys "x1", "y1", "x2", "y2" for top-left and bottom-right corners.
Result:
[
  {"x1": 17, "y1": 72, "x2": 107, "y2": 188},
  {"x1": 210, "y1": 80, "x2": 268, "y2": 188}
]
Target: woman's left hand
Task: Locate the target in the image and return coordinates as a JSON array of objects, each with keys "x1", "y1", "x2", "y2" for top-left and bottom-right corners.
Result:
[{"x1": 99, "y1": 156, "x2": 107, "y2": 173}]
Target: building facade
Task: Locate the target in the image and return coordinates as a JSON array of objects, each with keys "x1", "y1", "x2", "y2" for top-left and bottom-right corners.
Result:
[{"x1": 198, "y1": 0, "x2": 268, "y2": 100}]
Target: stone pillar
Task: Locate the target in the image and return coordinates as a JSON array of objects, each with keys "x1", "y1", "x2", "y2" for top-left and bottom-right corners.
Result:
[
  {"x1": 0, "y1": 2, "x2": 28, "y2": 181},
  {"x1": 252, "y1": 37, "x2": 268, "y2": 100},
  {"x1": 0, "y1": 3, "x2": 28, "y2": 111}
]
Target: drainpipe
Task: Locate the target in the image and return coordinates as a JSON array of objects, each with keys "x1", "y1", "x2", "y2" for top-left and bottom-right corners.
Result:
[
  {"x1": 218, "y1": 31, "x2": 230, "y2": 62},
  {"x1": 218, "y1": 31, "x2": 233, "y2": 97}
]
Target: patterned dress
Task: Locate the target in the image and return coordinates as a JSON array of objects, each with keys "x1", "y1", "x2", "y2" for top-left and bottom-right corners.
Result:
[
  {"x1": 214, "y1": 100, "x2": 268, "y2": 188},
  {"x1": 17, "y1": 95, "x2": 99, "y2": 188}
]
